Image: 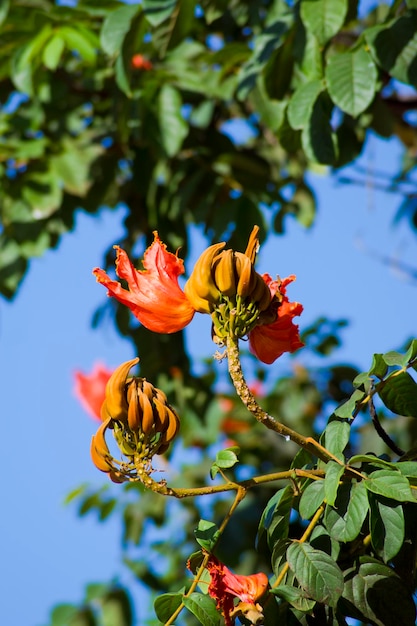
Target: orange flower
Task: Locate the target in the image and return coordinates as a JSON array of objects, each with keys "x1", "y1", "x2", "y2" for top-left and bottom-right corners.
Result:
[
  {"x1": 93, "y1": 229, "x2": 303, "y2": 364},
  {"x1": 248, "y1": 274, "x2": 304, "y2": 364},
  {"x1": 93, "y1": 234, "x2": 195, "y2": 334},
  {"x1": 74, "y1": 362, "x2": 113, "y2": 421},
  {"x1": 206, "y1": 555, "x2": 268, "y2": 625},
  {"x1": 131, "y1": 54, "x2": 153, "y2": 71}
]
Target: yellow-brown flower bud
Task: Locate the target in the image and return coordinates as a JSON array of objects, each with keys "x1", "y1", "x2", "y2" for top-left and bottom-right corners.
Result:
[
  {"x1": 185, "y1": 226, "x2": 272, "y2": 343},
  {"x1": 90, "y1": 358, "x2": 181, "y2": 481}
]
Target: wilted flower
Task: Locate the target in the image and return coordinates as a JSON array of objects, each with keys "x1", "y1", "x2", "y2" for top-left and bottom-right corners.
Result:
[
  {"x1": 93, "y1": 227, "x2": 303, "y2": 364},
  {"x1": 90, "y1": 358, "x2": 180, "y2": 481},
  {"x1": 73, "y1": 362, "x2": 113, "y2": 421},
  {"x1": 205, "y1": 555, "x2": 268, "y2": 625}
]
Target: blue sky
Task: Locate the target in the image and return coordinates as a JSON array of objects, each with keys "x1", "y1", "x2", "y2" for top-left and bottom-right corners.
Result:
[{"x1": 2, "y1": 132, "x2": 417, "y2": 626}]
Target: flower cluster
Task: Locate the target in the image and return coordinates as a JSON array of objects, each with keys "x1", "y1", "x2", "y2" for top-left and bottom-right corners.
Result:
[
  {"x1": 93, "y1": 226, "x2": 303, "y2": 364},
  {"x1": 90, "y1": 358, "x2": 180, "y2": 482}
]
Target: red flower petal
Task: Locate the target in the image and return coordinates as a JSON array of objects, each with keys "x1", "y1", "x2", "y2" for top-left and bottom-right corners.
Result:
[
  {"x1": 206, "y1": 555, "x2": 268, "y2": 625},
  {"x1": 248, "y1": 274, "x2": 304, "y2": 364},
  {"x1": 74, "y1": 362, "x2": 113, "y2": 421},
  {"x1": 93, "y1": 233, "x2": 195, "y2": 334}
]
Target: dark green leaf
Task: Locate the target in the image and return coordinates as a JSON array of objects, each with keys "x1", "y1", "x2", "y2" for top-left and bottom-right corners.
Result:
[
  {"x1": 299, "y1": 480, "x2": 325, "y2": 520},
  {"x1": 324, "y1": 481, "x2": 368, "y2": 542},
  {"x1": 379, "y1": 371, "x2": 417, "y2": 417},
  {"x1": 182, "y1": 593, "x2": 221, "y2": 626},
  {"x1": 326, "y1": 47, "x2": 377, "y2": 116},
  {"x1": 324, "y1": 461, "x2": 345, "y2": 507},
  {"x1": 365, "y1": 469, "x2": 415, "y2": 502},
  {"x1": 154, "y1": 592, "x2": 183, "y2": 623},
  {"x1": 270, "y1": 585, "x2": 316, "y2": 612},
  {"x1": 348, "y1": 454, "x2": 395, "y2": 470},
  {"x1": 287, "y1": 542, "x2": 344, "y2": 606},
  {"x1": 301, "y1": 92, "x2": 337, "y2": 165},
  {"x1": 366, "y1": 15, "x2": 417, "y2": 88},
  {"x1": 258, "y1": 485, "x2": 294, "y2": 550},
  {"x1": 369, "y1": 494, "x2": 404, "y2": 562},
  {"x1": 100, "y1": 4, "x2": 140, "y2": 56},
  {"x1": 342, "y1": 557, "x2": 416, "y2": 626},
  {"x1": 300, "y1": 0, "x2": 348, "y2": 46}
]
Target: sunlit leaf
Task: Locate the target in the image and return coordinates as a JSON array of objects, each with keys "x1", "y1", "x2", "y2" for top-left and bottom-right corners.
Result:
[
  {"x1": 326, "y1": 47, "x2": 377, "y2": 116},
  {"x1": 369, "y1": 494, "x2": 404, "y2": 562},
  {"x1": 300, "y1": 0, "x2": 348, "y2": 45},
  {"x1": 154, "y1": 592, "x2": 183, "y2": 622},
  {"x1": 158, "y1": 84, "x2": 189, "y2": 156},
  {"x1": 324, "y1": 481, "x2": 368, "y2": 542},
  {"x1": 365, "y1": 469, "x2": 415, "y2": 502}
]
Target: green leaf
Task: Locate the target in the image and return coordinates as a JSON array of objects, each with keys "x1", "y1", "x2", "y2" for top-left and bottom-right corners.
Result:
[
  {"x1": 369, "y1": 353, "x2": 389, "y2": 379},
  {"x1": 143, "y1": 0, "x2": 177, "y2": 27},
  {"x1": 301, "y1": 92, "x2": 337, "y2": 165},
  {"x1": 365, "y1": 469, "x2": 415, "y2": 502},
  {"x1": 366, "y1": 14, "x2": 417, "y2": 88},
  {"x1": 257, "y1": 485, "x2": 294, "y2": 550},
  {"x1": 11, "y1": 24, "x2": 53, "y2": 94},
  {"x1": 382, "y1": 350, "x2": 408, "y2": 366},
  {"x1": 60, "y1": 26, "x2": 97, "y2": 64},
  {"x1": 324, "y1": 461, "x2": 345, "y2": 507},
  {"x1": 158, "y1": 84, "x2": 189, "y2": 157},
  {"x1": 52, "y1": 140, "x2": 102, "y2": 196},
  {"x1": 334, "y1": 388, "x2": 365, "y2": 419},
  {"x1": 270, "y1": 585, "x2": 316, "y2": 612},
  {"x1": 404, "y1": 338, "x2": 417, "y2": 364},
  {"x1": 310, "y1": 525, "x2": 340, "y2": 560},
  {"x1": 42, "y1": 34, "x2": 65, "y2": 71},
  {"x1": 100, "y1": 4, "x2": 139, "y2": 56},
  {"x1": 396, "y1": 461, "x2": 417, "y2": 476},
  {"x1": 287, "y1": 79, "x2": 324, "y2": 130},
  {"x1": 51, "y1": 604, "x2": 77, "y2": 626},
  {"x1": 215, "y1": 447, "x2": 240, "y2": 469},
  {"x1": 299, "y1": 480, "x2": 325, "y2": 520},
  {"x1": 0, "y1": 0, "x2": 9, "y2": 26},
  {"x1": 326, "y1": 47, "x2": 377, "y2": 116},
  {"x1": 287, "y1": 542, "x2": 344, "y2": 607},
  {"x1": 348, "y1": 454, "x2": 395, "y2": 470},
  {"x1": 342, "y1": 557, "x2": 416, "y2": 626},
  {"x1": 324, "y1": 481, "x2": 369, "y2": 542},
  {"x1": 322, "y1": 419, "x2": 350, "y2": 457},
  {"x1": 300, "y1": 0, "x2": 348, "y2": 46},
  {"x1": 154, "y1": 592, "x2": 183, "y2": 623},
  {"x1": 182, "y1": 593, "x2": 221, "y2": 626},
  {"x1": 379, "y1": 371, "x2": 417, "y2": 417},
  {"x1": 194, "y1": 520, "x2": 220, "y2": 551},
  {"x1": 102, "y1": 589, "x2": 133, "y2": 626},
  {"x1": 369, "y1": 494, "x2": 404, "y2": 562}
]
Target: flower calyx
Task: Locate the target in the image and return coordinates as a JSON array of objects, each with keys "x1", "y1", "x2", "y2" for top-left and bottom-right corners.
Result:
[
  {"x1": 184, "y1": 226, "x2": 271, "y2": 344},
  {"x1": 91, "y1": 358, "x2": 180, "y2": 482}
]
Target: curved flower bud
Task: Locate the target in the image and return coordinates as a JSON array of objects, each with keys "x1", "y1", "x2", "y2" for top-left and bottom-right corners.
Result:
[
  {"x1": 93, "y1": 233, "x2": 195, "y2": 333},
  {"x1": 101, "y1": 358, "x2": 139, "y2": 422},
  {"x1": 184, "y1": 242, "x2": 226, "y2": 313}
]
